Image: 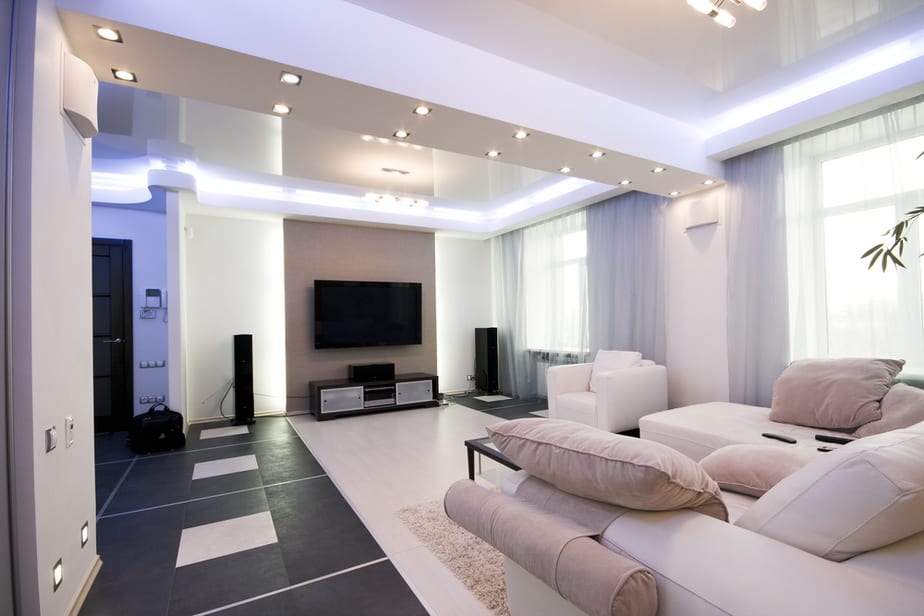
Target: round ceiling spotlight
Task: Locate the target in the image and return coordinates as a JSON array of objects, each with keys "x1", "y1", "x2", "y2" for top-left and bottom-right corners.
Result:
[
  {"x1": 413, "y1": 105, "x2": 432, "y2": 116},
  {"x1": 513, "y1": 130, "x2": 530, "y2": 140},
  {"x1": 95, "y1": 26, "x2": 122, "y2": 42},
  {"x1": 485, "y1": 150, "x2": 502, "y2": 158},
  {"x1": 589, "y1": 150, "x2": 605, "y2": 159},
  {"x1": 651, "y1": 167, "x2": 666, "y2": 174}
]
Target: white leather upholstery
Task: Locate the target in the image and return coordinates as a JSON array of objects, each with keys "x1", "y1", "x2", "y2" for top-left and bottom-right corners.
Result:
[{"x1": 547, "y1": 361, "x2": 668, "y2": 433}]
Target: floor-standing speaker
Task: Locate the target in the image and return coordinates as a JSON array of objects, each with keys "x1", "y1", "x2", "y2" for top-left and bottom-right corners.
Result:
[
  {"x1": 233, "y1": 334, "x2": 256, "y2": 425},
  {"x1": 474, "y1": 327, "x2": 499, "y2": 394}
]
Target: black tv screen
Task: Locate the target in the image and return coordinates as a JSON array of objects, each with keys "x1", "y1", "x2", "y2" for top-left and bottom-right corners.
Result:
[{"x1": 314, "y1": 280, "x2": 422, "y2": 349}]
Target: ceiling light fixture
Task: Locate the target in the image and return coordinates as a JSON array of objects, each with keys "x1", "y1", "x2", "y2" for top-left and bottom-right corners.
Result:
[
  {"x1": 272, "y1": 103, "x2": 291, "y2": 115},
  {"x1": 618, "y1": 179, "x2": 632, "y2": 186},
  {"x1": 382, "y1": 167, "x2": 411, "y2": 175},
  {"x1": 590, "y1": 150, "x2": 605, "y2": 159},
  {"x1": 486, "y1": 150, "x2": 502, "y2": 158},
  {"x1": 513, "y1": 130, "x2": 530, "y2": 140},
  {"x1": 687, "y1": 0, "x2": 766, "y2": 29},
  {"x1": 364, "y1": 192, "x2": 428, "y2": 207},
  {"x1": 95, "y1": 26, "x2": 122, "y2": 43},
  {"x1": 651, "y1": 166, "x2": 667, "y2": 174},
  {"x1": 702, "y1": 179, "x2": 716, "y2": 185},
  {"x1": 413, "y1": 105, "x2": 432, "y2": 116},
  {"x1": 111, "y1": 69, "x2": 137, "y2": 82},
  {"x1": 393, "y1": 129, "x2": 410, "y2": 139},
  {"x1": 669, "y1": 191, "x2": 681, "y2": 197},
  {"x1": 559, "y1": 166, "x2": 572, "y2": 174},
  {"x1": 280, "y1": 71, "x2": 302, "y2": 85}
]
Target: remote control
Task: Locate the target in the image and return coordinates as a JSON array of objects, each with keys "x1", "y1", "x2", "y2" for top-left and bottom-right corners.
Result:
[
  {"x1": 761, "y1": 432, "x2": 797, "y2": 444},
  {"x1": 815, "y1": 434, "x2": 854, "y2": 445}
]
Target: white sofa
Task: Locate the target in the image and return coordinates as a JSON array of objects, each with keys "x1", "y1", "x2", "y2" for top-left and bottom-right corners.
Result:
[
  {"x1": 548, "y1": 358, "x2": 668, "y2": 433},
  {"x1": 446, "y1": 418, "x2": 924, "y2": 616}
]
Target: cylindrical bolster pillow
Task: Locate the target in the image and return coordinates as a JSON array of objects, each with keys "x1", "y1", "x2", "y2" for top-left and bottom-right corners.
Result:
[{"x1": 444, "y1": 480, "x2": 657, "y2": 616}]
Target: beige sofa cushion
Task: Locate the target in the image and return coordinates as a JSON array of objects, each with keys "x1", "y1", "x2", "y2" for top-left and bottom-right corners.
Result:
[
  {"x1": 854, "y1": 384, "x2": 924, "y2": 438},
  {"x1": 699, "y1": 444, "x2": 817, "y2": 498},
  {"x1": 769, "y1": 357, "x2": 904, "y2": 429},
  {"x1": 487, "y1": 418, "x2": 727, "y2": 520},
  {"x1": 736, "y1": 426, "x2": 924, "y2": 561},
  {"x1": 589, "y1": 350, "x2": 641, "y2": 393}
]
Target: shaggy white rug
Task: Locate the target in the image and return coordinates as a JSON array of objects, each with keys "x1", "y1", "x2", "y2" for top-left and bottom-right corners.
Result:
[{"x1": 396, "y1": 500, "x2": 509, "y2": 616}]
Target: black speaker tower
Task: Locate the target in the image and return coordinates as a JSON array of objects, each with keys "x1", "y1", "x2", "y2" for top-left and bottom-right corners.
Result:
[
  {"x1": 474, "y1": 327, "x2": 499, "y2": 394},
  {"x1": 233, "y1": 334, "x2": 256, "y2": 425}
]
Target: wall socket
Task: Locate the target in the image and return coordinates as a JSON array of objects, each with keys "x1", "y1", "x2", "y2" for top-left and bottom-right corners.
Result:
[{"x1": 466, "y1": 374, "x2": 475, "y2": 381}]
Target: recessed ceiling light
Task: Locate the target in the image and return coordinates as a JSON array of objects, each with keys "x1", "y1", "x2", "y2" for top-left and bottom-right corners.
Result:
[
  {"x1": 559, "y1": 166, "x2": 572, "y2": 173},
  {"x1": 590, "y1": 150, "x2": 605, "y2": 159},
  {"x1": 413, "y1": 105, "x2": 432, "y2": 116},
  {"x1": 618, "y1": 179, "x2": 632, "y2": 186},
  {"x1": 669, "y1": 191, "x2": 681, "y2": 197},
  {"x1": 393, "y1": 129, "x2": 410, "y2": 139},
  {"x1": 95, "y1": 26, "x2": 122, "y2": 43},
  {"x1": 382, "y1": 167, "x2": 411, "y2": 175},
  {"x1": 280, "y1": 71, "x2": 302, "y2": 85},
  {"x1": 360, "y1": 135, "x2": 374, "y2": 142},
  {"x1": 486, "y1": 150, "x2": 501, "y2": 158},
  {"x1": 651, "y1": 167, "x2": 666, "y2": 174},
  {"x1": 513, "y1": 130, "x2": 530, "y2": 140},
  {"x1": 702, "y1": 179, "x2": 716, "y2": 185},
  {"x1": 272, "y1": 103, "x2": 291, "y2": 115},
  {"x1": 111, "y1": 69, "x2": 137, "y2": 82}
]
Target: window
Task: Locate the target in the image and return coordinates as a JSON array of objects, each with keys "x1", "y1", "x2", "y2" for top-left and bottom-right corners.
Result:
[{"x1": 784, "y1": 101, "x2": 924, "y2": 373}]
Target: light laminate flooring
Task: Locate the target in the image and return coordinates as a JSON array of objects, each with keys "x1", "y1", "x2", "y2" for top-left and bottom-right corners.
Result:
[{"x1": 287, "y1": 403, "x2": 517, "y2": 616}]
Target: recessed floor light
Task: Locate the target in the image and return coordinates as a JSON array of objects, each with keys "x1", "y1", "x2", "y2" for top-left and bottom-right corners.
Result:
[
  {"x1": 52, "y1": 559, "x2": 62, "y2": 591},
  {"x1": 618, "y1": 179, "x2": 632, "y2": 186},
  {"x1": 272, "y1": 103, "x2": 291, "y2": 115},
  {"x1": 413, "y1": 105, "x2": 432, "y2": 116},
  {"x1": 280, "y1": 71, "x2": 302, "y2": 85},
  {"x1": 669, "y1": 191, "x2": 681, "y2": 197},
  {"x1": 590, "y1": 150, "x2": 605, "y2": 159},
  {"x1": 513, "y1": 130, "x2": 530, "y2": 140},
  {"x1": 95, "y1": 26, "x2": 122, "y2": 43},
  {"x1": 702, "y1": 179, "x2": 716, "y2": 185},
  {"x1": 559, "y1": 166, "x2": 572, "y2": 173},
  {"x1": 393, "y1": 129, "x2": 410, "y2": 139},
  {"x1": 80, "y1": 522, "x2": 89, "y2": 548},
  {"x1": 651, "y1": 167, "x2": 666, "y2": 174},
  {"x1": 111, "y1": 69, "x2": 137, "y2": 82},
  {"x1": 486, "y1": 150, "x2": 501, "y2": 158}
]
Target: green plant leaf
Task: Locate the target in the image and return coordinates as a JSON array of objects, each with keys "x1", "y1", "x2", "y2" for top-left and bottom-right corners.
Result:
[{"x1": 861, "y1": 244, "x2": 884, "y2": 258}]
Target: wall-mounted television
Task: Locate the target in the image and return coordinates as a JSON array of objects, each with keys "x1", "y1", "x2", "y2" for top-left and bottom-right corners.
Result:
[{"x1": 314, "y1": 280, "x2": 422, "y2": 349}]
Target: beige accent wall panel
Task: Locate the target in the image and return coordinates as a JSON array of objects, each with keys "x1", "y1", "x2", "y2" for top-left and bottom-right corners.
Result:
[{"x1": 284, "y1": 220, "x2": 437, "y2": 411}]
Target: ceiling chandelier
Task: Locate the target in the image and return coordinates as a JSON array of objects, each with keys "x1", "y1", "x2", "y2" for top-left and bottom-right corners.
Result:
[{"x1": 687, "y1": 0, "x2": 767, "y2": 28}]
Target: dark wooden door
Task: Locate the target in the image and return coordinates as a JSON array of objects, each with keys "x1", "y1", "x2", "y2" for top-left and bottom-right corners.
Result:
[{"x1": 93, "y1": 238, "x2": 134, "y2": 433}]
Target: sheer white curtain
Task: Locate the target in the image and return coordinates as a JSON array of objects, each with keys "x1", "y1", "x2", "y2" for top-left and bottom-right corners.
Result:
[
  {"x1": 492, "y1": 210, "x2": 588, "y2": 398},
  {"x1": 586, "y1": 192, "x2": 667, "y2": 364},
  {"x1": 725, "y1": 145, "x2": 789, "y2": 406},
  {"x1": 784, "y1": 99, "x2": 924, "y2": 374}
]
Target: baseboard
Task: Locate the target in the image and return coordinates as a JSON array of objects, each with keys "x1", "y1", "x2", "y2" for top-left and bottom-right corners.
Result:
[{"x1": 66, "y1": 555, "x2": 102, "y2": 616}]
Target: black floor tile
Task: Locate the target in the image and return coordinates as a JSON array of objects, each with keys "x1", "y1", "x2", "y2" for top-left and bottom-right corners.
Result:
[
  {"x1": 94, "y1": 461, "x2": 131, "y2": 514},
  {"x1": 181, "y1": 486, "x2": 270, "y2": 529},
  {"x1": 168, "y1": 544, "x2": 289, "y2": 616},
  {"x1": 265, "y1": 477, "x2": 385, "y2": 583},
  {"x1": 253, "y1": 438, "x2": 325, "y2": 485},
  {"x1": 94, "y1": 431, "x2": 134, "y2": 463}
]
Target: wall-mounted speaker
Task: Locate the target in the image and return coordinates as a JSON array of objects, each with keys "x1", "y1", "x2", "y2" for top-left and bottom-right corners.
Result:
[
  {"x1": 233, "y1": 334, "x2": 256, "y2": 425},
  {"x1": 475, "y1": 327, "x2": 499, "y2": 394},
  {"x1": 62, "y1": 52, "x2": 99, "y2": 139}
]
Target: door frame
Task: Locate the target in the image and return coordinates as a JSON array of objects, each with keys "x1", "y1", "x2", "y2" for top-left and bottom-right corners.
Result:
[{"x1": 92, "y1": 238, "x2": 134, "y2": 433}]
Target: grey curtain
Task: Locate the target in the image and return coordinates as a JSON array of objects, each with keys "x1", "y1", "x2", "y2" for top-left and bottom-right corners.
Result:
[
  {"x1": 725, "y1": 145, "x2": 789, "y2": 406},
  {"x1": 492, "y1": 229, "x2": 530, "y2": 398},
  {"x1": 586, "y1": 192, "x2": 667, "y2": 364}
]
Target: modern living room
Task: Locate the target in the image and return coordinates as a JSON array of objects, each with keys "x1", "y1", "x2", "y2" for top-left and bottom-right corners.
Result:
[{"x1": 6, "y1": 1, "x2": 924, "y2": 615}]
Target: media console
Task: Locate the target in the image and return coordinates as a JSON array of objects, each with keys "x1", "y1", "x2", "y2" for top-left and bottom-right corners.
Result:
[{"x1": 308, "y1": 372, "x2": 440, "y2": 420}]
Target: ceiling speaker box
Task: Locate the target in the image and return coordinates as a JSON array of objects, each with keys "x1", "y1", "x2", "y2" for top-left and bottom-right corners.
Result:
[{"x1": 62, "y1": 52, "x2": 99, "y2": 138}]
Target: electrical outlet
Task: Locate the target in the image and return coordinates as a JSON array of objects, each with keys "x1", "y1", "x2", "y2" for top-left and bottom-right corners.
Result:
[
  {"x1": 139, "y1": 396, "x2": 150, "y2": 404},
  {"x1": 140, "y1": 361, "x2": 149, "y2": 368},
  {"x1": 64, "y1": 416, "x2": 74, "y2": 448},
  {"x1": 466, "y1": 374, "x2": 475, "y2": 381},
  {"x1": 155, "y1": 395, "x2": 165, "y2": 403}
]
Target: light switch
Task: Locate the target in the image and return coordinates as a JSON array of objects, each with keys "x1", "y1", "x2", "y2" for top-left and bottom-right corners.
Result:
[
  {"x1": 64, "y1": 416, "x2": 74, "y2": 448},
  {"x1": 45, "y1": 427, "x2": 57, "y2": 452}
]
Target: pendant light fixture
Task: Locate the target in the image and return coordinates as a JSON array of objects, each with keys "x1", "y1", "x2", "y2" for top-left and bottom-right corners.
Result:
[{"x1": 687, "y1": 0, "x2": 766, "y2": 28}]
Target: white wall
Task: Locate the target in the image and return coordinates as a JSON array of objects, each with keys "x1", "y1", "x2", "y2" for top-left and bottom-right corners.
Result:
[
  {"x1": 92, "y1": 202, "x2": 169, "y2": 415},
  {"x1": 664, "y1": 187, "x2": 730, "y2": 407},
  {"x1": 10, "y1": 1, "x2": 99, "y2": 613},
  {"x1": 184, "y1": 211, "x2": 286, "y2": 421},
  {"x1": 435, "y1": 236, "x2": 493, "y2": 393}
]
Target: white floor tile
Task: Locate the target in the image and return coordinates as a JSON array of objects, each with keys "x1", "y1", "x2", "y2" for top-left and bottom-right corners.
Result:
[
  {"x1": 199, "y1": 425, "x2": 250, "y2": 440},
  {"x1": 473, "y1": 395, "x2": 511, "y2": 402},
  {"x1": 191, "y1": 454, "x2": 258, "y2": 480},
  {"x1": 175, "y1": 511, "x2": 278, "y2": 568}
]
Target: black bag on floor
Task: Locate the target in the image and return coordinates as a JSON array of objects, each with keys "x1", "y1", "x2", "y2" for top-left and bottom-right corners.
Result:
[{"x1": 129, "y1": 402, "x2": 186, "y2": 454}]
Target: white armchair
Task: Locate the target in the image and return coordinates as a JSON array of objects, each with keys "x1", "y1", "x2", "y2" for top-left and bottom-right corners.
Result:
[{"x1": 547, "y1": 352, "x2": 668, "y2": 433}]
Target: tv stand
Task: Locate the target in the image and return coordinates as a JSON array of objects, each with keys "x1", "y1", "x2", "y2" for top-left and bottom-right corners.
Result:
[{"x1": 308, "y1": 372, "x2": 439, "y2": 420}]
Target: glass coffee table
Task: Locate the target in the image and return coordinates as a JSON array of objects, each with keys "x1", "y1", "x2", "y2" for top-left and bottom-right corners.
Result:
[{"x1": 464, "y1": 436, "x2": 520, "y2": 480}]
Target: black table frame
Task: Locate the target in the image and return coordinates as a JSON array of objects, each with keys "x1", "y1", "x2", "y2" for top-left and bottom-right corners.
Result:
[{"x1": 464, "y1": 436, "x2": 520, "y2": 480}]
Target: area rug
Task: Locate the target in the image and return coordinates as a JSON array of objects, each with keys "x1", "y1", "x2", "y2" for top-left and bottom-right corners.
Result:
[{"x1": 396, "y1": 500, "x2": 509, "y2": 616}]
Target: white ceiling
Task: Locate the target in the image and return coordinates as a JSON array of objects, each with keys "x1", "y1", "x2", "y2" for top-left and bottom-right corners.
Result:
[{"x1": 56, "y1": 0, "x2": 924, "y2": 235}]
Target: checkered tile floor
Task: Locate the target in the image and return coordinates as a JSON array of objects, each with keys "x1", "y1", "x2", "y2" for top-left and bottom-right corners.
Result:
[{"x1": 83, "y1": 417, "x2": 427, "y2": 615}]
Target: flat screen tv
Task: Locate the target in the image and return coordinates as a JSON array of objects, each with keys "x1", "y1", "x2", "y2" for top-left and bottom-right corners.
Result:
[{"x1": 314, "y1": 280, "x2": 422, "y2": 349}]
